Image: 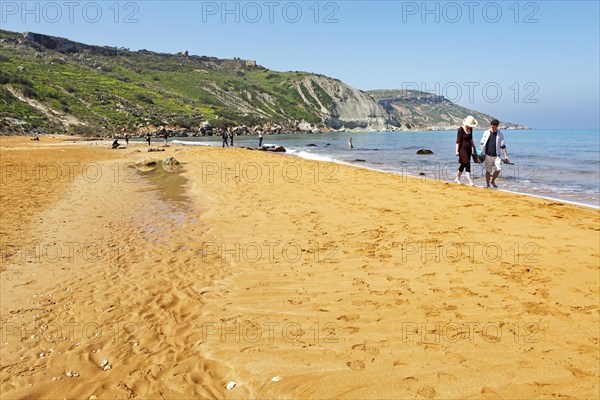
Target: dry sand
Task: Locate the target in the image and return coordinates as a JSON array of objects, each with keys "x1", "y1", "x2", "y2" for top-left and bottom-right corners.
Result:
[{"x1": 1, "y1": 136, "x2": 598, "y2": 399}]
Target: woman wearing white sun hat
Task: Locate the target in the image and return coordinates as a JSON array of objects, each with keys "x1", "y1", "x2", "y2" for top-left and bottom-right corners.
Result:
[{"x1": 454, "y1": 115, "x2": 478, "y2": 185}]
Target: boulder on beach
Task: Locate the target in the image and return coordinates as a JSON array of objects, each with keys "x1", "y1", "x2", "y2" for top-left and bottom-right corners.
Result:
[
  {"x1": 416, "y1": 149, "x2": 433, "y2": 155},
  {"x1": 135, "y1": 158, "x2": 157, "y2": 172},
  {"x1": 162, "y1": 157, "x2": 180, "y2": 172},
  {"x1": 148, "y1": 147, "x2": 165, "y2": 152}
]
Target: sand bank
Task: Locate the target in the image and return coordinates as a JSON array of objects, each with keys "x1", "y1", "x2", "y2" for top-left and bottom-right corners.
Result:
[{"x1": 1, "y1": 136, "x2": 598, "y2": 399}]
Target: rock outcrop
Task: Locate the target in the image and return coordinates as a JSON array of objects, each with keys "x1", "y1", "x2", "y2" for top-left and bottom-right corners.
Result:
[
  {"x1": 290, "y1": 76, "x2": 399, "y2": 132},
  {"x1": 368, "y1": 89, "x2": 528, "y2": 130}
]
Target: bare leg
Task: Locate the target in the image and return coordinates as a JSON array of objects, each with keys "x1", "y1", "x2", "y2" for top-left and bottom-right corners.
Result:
[
  {"x1": 454, "y1": 171, "x2": 462, "y2": 184},
  {"x1": 465, "y1": 172, "x2": 474, "y2": 185},
  {"x1": 485, "y1": 171, "x2": 491, "y2": 187},
  {"x1": 491, "y1": 171, "x2": 500, "y2": 188}
]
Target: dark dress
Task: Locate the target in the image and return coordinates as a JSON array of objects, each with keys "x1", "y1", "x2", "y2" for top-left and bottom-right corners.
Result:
[
  {"x1": 457, "y1": 127, "x2": 474, "y2": 162},
  {"x1": 456, "y1": 127, "x2": 473, "y2": 172}
]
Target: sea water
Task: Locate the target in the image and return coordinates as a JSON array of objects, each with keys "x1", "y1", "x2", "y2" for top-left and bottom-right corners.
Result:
[{"x1": 173, "y1": 129, "x2": 600, "y2": 208}]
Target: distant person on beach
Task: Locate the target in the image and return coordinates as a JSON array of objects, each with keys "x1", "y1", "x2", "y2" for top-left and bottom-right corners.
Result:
[
  {"x1": 454, "y1": 116, "x2": 478, "y2": 185},
  {"x1": 349, "y1": 137, "x2": 354, "y2": 150},
  {"x1": 229, "y1": 130, "x2": 234, "y2": 147},
  {"x1": 163, "y1": 131, "x2": 168, "y2": 146},
  {"x1": 125, "y1": 134, "x2": 129, "y2": 146},
  {"x1": 221, "y1": 129, "x2": 229, "y2": 147},
  {"x1": 480, "y1": 118, "x2": 509, "y2": 188},
  {"x1": 258, "y1": 131, "x2": 264, "y2": 147},
  {"x1": 146, "y1": 133, "x2": 151, "y2": 146},
  {"x1": 112, "y1": 138, "x2": 120, "y2": 149}
]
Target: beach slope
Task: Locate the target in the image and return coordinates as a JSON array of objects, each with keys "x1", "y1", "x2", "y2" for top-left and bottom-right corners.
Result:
[{"x1": 1, "y1": 137, "x2": 598, "y2": 399}]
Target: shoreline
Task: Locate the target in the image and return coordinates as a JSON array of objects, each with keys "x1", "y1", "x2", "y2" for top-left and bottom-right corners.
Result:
[{"x1": 171, "y1": 138, "x2": 600, "y2": 210}]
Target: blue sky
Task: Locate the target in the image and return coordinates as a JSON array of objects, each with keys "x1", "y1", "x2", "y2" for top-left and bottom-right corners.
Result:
[{"x1": 1, "y1": 0, "x2": 599, "y2": 129}]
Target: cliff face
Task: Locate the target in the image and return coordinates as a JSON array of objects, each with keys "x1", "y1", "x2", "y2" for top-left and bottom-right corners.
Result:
[
  {"x1": 369, "y1": 90, "x2": 528, "y2": 130},
  {"x1": 309, "y1": 77, "x2": 398, "y2": 130},
  {"x1": 290, "y1": 76, "x2": 398, "y2": 131}
]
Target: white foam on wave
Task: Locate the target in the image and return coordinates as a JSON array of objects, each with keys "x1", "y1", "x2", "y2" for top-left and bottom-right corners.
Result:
[
  {"x1": 171, "y1": 140, "x2": 215, "y2": 146},
  {"x1": 492, "y1": 188, "x2": 599, "y2": 209},
  {"x1": 286, "y1": 148, "x2": 350, "y2": 164}
]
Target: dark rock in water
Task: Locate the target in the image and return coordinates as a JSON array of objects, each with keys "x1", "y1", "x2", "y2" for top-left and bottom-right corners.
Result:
[
  {"x1": 354, "y1": 159, "x2": 366, "y2": 162},
  {"x1": 259, "y1": 145, "x2": 286, "y2": 152},
  {"x1": 148, "y1": 147, "x2": 165, "y2": 152},
  {"x1": 325, "y1": 143, "x2": 331, "y2": 146},
  {"x1": 419, "y1": 172, "x2": 426, "y2": 176},
  {"x1": 306, "y1": 144, "x2": 317, "y2": 147},
  {"x1": 416, "y1": 149, "x2": 433, "y2": 155}
]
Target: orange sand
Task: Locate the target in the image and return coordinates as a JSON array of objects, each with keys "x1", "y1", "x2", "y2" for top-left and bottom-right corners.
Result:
[{"x1": 1, "y1": 136, "x2": 598, "y2": 399}]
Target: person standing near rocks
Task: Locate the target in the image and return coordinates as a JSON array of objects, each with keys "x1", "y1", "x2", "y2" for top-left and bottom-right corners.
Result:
[
  {"x1": 146, "y1": 133, "x2": 151, "y2": 146},
  {"x1": 258, "y1": 131, "x2": 264, "y2": 147},
  {"x1": 454, "y1": 115, "x2": 478, "y2": 185},
  {"x1": 480, "y1": 118, "x2": 509, "y2": 188},
  {"x1": 163, "y1": 130, "x2": 168, "y2": 146},
  {"x1": 125, "y1": 133, "x2": 130, "y2": 146},
  {"x1": 221, "y1": 129, "x2": 229, "y2": 147},
  {"x1": 229, "y1": 129, "x2": 234, "y2": 147}
]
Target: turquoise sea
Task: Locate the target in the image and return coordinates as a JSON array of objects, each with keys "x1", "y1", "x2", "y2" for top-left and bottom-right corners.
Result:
[{"x1": 173, "y1": 129, "x2": 600, "y2": 208}]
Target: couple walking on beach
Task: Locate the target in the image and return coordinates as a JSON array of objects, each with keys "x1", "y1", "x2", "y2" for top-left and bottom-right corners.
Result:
[{"x1": 455, "y1": 116, "x2": 509, "y2": 188}]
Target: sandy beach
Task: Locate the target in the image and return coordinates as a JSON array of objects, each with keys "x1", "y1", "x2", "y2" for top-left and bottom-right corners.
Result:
[{"x1": 1, "y1": 136, "x2": 598, "y2": 399}]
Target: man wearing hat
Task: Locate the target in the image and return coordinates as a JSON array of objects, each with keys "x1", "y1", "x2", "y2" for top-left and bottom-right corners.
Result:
[{"x1": 480, "y1": 119, "x2": 509, "y2": 188}]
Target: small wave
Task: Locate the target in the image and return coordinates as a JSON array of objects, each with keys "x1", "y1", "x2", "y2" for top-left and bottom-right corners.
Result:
[
  {"x1": 171, "y1": 140, "x2": 214, "y2": 146},
  {"x1": 286, "y1": 148, "x2": 348, "y2": 164}
]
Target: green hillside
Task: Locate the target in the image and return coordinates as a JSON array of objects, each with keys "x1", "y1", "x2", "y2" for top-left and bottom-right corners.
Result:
[
  {"x1": 0, "y1": 30, "x2": 526, "y2": 136},
  {"x1": 0, "y1": 30, "x2": 336, "y2": 135}
]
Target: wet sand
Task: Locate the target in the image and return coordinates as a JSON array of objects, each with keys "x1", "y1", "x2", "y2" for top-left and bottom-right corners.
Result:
[{"x1": 1, "y1": 136, "x2": 598, "y2": 399}]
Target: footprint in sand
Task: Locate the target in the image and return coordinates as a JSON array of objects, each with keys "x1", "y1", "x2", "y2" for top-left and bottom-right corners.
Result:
[
  {"x1": 450, "y1": 286, "x2": 478, "y2": 296},
  {"x1": 565, "y1": 364, "x2": 595, "y2": 378},
  {"x1": 351, "y1": 343, "x2": 380, "y2": 355},
  {"x1": 480, "y1": 386, "x2": 501, "y2": 399},
  {"x1": 400, "y1": 376, "x2": 418, "y2": 390},
  {"x1": 353, "y1": 278, "x2": 370, "y2": 290},
  {"x1": 240, "y1": 346, "x2": 260, "y2": 354},
  {"x1": 417, "y1": 385, "x2": 436, "y2": 398},
  {"x1": 346, "y1": 360, "x2": 365, "y2": 370},
  {"x1": 421, "y1": 305, "x2": 440, "y2": 317},
  {"x1": 436, "y1": 372, "x2": 457, "y2": 383},
  {"x1": 337, "y1": 313, "x2": 360, "y2": 322}
]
